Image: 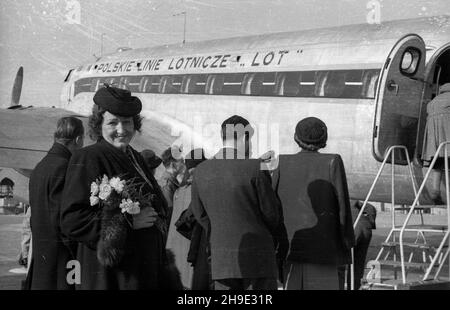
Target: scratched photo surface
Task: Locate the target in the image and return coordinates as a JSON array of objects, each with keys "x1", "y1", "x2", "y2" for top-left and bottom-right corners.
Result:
[
  {"x1": 1, "y1": 0, "x2": 450, "y2": 291},
  {"x1": 1, "y1": 0, "x2": 449, "y2": 107}
]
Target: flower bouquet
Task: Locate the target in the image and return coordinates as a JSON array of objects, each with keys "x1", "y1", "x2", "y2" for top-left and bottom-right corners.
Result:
[{"x1": 90, "y1": 175, "x2": 155, "y2": 267}]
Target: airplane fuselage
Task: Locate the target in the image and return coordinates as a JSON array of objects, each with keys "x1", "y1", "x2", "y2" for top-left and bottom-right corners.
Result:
[{"x1": 60, "y1": 16, "x2": 450, "y2": 205}]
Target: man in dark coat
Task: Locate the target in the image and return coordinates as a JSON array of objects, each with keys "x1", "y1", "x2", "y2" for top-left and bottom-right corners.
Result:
[
  {"x1": 273, "y1": 117, "x2": 355, "y2": 290},
  {"x1": 348, "y1": 200, "x2": 377, "y2": 290},
  {"x1": 190, "y1": 115, "x2": 282, "y2": 290},
  {"x1": 28, "y1": 117, "x2": 84, "y2": 290}
]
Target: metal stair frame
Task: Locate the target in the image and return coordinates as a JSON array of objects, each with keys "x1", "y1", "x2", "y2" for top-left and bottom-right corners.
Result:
[
  {"x1": 351, "y1": 145, "x2": 419, "y2": 290},
  {"x1": 399, "y1": 141, "x2": 450, "y2": 283}
]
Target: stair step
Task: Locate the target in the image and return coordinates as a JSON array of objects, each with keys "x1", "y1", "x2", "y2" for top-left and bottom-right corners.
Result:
[
  {"x1": 373, "y1": 260, "x2": 429, "y2": 270},
  {"x1": 392, "y1": 224, "x2": 447, "y2": 232},
  {"x1": 382, "y1": 242, "x2": 434, "y2": 249},
  {"x1": 362, "y1": 282, "x2": 397, "y2": 290},
  {"x1": 395, "y1": 205, "x2": 448, "y2": 210},
  {"x1": 362, "y1": 279, "x2": 450, "y2": 290}
]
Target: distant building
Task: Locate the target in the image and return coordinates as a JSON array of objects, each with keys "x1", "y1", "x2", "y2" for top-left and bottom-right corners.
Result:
[{"x1": 0, "y1": 167, "x2": 29, "y2": 214}]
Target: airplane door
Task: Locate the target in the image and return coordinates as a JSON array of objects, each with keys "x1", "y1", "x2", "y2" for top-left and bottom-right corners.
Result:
[{"x1": 373, "y1": 35, "x2": 426, "y2": 164}]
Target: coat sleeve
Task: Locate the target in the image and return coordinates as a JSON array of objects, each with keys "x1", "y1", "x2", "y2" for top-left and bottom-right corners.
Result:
[
  {"x1": 330, "y1": 155, "x2": 355, "y2": 250},
  {"x1": 268, "y1": 166, "x2": 289, "y2": 265},
  {"x1": 189, "y1": 174, "x2": 209, "y2": 232},
  {"x1": 253, "y1": 167, "x2": 281, "y2": 234},
  {"x1": 48, "y1": 161, "x2": 68, "y2": 236},
  {"x1": 60, "y1": 150, "x2": 102, "y2": 249}
]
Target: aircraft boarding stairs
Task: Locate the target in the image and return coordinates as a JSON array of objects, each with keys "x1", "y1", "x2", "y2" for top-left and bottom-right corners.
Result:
[{"x1": 353, "y1": 143, "x2": 450, "y2": 290}]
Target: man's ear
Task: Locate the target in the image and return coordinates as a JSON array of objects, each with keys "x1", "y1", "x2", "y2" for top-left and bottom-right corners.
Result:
[{"x1": 75, "y1": 135, "x2": 84, "y2": 147}]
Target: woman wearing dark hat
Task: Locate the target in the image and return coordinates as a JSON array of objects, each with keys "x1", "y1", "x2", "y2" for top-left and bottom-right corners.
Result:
[
  {"x1": 165, "y1": 148, "x2": 207, "y2": 289},
  {"x1": 272, "y1": 117, "x2": 355, "y2": 290},
  {"x1": 61, "y1": 85, "x2": 169, "y2": 290}
]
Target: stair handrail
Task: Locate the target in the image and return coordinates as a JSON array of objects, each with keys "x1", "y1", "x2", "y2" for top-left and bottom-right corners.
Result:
[
  {"x1": 399, "y1": 141, "x2": 450, "y2": 284},
  {"x1": 351, "y1": 145, "x2": 418, "y2": 289}
]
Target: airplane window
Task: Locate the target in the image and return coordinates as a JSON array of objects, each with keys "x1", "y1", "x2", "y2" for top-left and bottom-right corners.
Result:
[
  {"x1": 400, "y1": 48, "x2": 420, "y2": 76},
  {"x1": 122, "y1": 76, "x2": 142, "y2": 92},
  {"x1": 183, "y1": 74, "x2": 207, "y2": 94},
  {"x1": 362, "y1": 69, "x2": 380, "y2": 99},
  {"x1": 274, "y1": 73, "x2": 285, "y2": 96},
  {"x1": 160, "y1": 75, "x2": 183, "y2": 94},
  {"x1": 402, "y1": 52, "x2": 413, "y2": 70},
  {"x1": 298, "y1": 71, "x2": 316, "y2": 97},
  {"x1": 149, "y1": 76, "x2": 161, "y2": 93},
  {"x1": 90, "y1": 78, "x2": 101, "y2": 92},
  {"x1": 241, "y1": 73, "x2": 263, "y2": 95},
  {"x1": 74, "y1": 78, "x2": 92, "y2": 96},
  {"x1": 206, "y1": 74, "x2": 224, "y2": 94},
  {"x1": 323, "y1": 71, "x2": 346, "y2": 98},
  {"x1": 282, "y1": 72, "x2": 301, "y2": 96},
  {"x1": 140, "y1": 76, "x2": 150, "y2": 92},
  {"x1": 100, "y1": 77, "x2": 117, "y2": 87},
  {"x1": 242, "y1": 73, "x2": 255, "y2": 95},
  {"x1": 260, "y1": 72, "x2": 277, "y2": 96},
  {"x1": 171, "y1": 75, "x2": 183, "y2": 93},
  {"x1": 315, "y1": 71, "x2": 329, "y2": 97},
  {"x1": 222, "y1": 73, "x2": 244, "y2": 95},
  {"x1": 141, "y1": 76, "x2": 161, "y2": 93},
  {"x1": 342, "y1": 70, "x2": 364, "y2": 98},
  {"x1": 118, "y1": 77, "x2": 129, "y2": 90}
]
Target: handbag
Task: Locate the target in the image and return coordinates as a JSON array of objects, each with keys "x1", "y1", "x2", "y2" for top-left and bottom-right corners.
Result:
[{"x1": 174, "y1": 208, "x2": 196, "y2": 240}]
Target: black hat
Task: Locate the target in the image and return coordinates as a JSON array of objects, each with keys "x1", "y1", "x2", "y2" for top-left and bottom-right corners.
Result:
[
  {"x1": 295, "y1": 117, "x2": 328, "y2": 145},
  {"x1": 141, "y1": 149, "x2": 162, "y2": 169},
  {"x1": 185, "y1": 148, "x2": 207, "y2": 170},
  {"x1": 93, "y1": 84, "x2": 142, "y2": 117}
]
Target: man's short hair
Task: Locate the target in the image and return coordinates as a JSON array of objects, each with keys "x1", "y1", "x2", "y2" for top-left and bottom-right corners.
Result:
[
  {"x1": 221, "y1": 115, "x2": 253, "y2": 141},
  {"x1": 54, "y1": 116, "x2": 84, "y2": 146},
  {"x1": 161, "y1": 146, "x2": 183, "y2": 168}
]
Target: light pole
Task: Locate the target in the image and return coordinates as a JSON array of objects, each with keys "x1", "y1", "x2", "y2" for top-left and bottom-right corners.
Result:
[{"x1": 173, "y1": 11, "x2": 186, "y2": 44}]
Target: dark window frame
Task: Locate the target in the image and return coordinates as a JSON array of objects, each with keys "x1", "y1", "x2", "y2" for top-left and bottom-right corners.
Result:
[
  {"x1": 399, "y1": 47, "x2": 421, "y2": 77},
  {"x1": 73, "y1": 69, "x2": 380, "y2": 99}
]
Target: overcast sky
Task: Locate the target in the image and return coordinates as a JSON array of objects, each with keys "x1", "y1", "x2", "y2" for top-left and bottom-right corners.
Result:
[{"x1": 1, "y1": 0, "x2": 449, "y2": 107}]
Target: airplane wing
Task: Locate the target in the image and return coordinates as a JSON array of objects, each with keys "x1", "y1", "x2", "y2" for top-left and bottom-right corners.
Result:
[{"x1": 0, "y1": 106, "x2": 89, "y2": 170}]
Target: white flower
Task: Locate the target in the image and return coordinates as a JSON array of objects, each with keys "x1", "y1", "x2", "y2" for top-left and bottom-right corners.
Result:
[
  {"x1": 109, "y1": 177, "x2": 125, "y2": 194},
  {"x1": 101, "y1": 175, "x2": 109, "y2": 186},
  {"x1": 98, "y1": 183, "x2": 112, "y2": 200},
  {"x1": 90, "y1": 182, "x2": 99, "y2": 196},
  {"x1": 90, "y1": 195, "x2": 99, "y2": 206},
  {"x1": 119, "y1": 198, "x2": 140, "y2": 214}
]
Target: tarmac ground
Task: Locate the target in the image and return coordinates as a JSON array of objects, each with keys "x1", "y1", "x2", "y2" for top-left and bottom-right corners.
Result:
[{"x1": 0, "y1": 211, "x2": 448, "y2": 290}]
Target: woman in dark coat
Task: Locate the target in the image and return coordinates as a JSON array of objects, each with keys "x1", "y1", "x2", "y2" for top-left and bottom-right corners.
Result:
[
  {"x1": 60, "y1": 85, "x2": 169, "y2": 290},
  {"x1": 273, "y1": 117, "x2": 355, "y2": 290},
  {"x1": 422, "y1": 83, "x2": 450, "y2": 204}
]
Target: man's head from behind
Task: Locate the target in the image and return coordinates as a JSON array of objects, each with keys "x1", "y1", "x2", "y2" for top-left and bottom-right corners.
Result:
[
  {"x1": 221, "y1": 115, "x2": 254, "y2": 158},
  {"x1": 54, "y1": 116, "x2": 84, "y2": 151}
]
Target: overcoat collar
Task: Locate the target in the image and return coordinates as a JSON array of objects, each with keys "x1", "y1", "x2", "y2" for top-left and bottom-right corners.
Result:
[
  {"x1": 298, "y1": 149, "x2": 319, "y2": 154},
  {"x1": 48, "y1": 142, "x2": 71, "y2": 160},
  {"x1": 97, "y1": 139, "x2": 137, "y2": 173}
]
